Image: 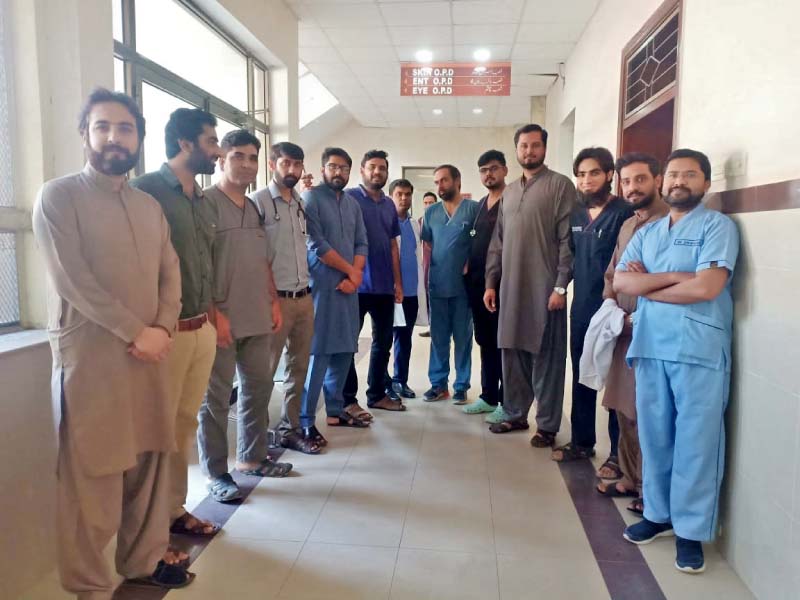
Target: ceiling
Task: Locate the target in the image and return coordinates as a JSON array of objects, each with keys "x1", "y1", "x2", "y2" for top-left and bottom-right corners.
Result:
[{"x1": 287, "y1": 0, "x2": 600, "y2": 128}]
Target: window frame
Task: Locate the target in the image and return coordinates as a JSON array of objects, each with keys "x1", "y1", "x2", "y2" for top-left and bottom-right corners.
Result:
[{"x1": 114, "y1": 0, "x2": 270, "y2": 183}]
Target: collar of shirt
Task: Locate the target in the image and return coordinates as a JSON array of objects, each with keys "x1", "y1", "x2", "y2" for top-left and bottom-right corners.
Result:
[
  {"x1": 82, "y1": 162, "x2": 125, "y2": 193},
  {"x1": 348, "y1": 184, "x2": 389, "y2": 205},
  {"x1": 519, "y1": 165, "x2": 550, "y2": 189},
  {"x1": 268, "y1": 179, "x2": 302, "y2": 206},
  {"x1": 158, "y1": 162, "x2": 204, "y2": 199}
]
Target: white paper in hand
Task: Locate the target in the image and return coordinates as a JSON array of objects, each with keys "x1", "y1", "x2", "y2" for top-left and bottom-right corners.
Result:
[{"x1": 393, "y1": 302, "x2": 406, "y2": 327}]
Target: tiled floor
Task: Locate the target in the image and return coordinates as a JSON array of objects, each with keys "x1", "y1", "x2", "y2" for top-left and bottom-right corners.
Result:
[{"x1": 21, "y1": 333, "x2": 757, "y2": 600}]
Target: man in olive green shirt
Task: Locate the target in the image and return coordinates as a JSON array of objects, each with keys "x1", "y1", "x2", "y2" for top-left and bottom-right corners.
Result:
[{"x1": 131, "y1": 108, "x2": 222, "y2": 538}]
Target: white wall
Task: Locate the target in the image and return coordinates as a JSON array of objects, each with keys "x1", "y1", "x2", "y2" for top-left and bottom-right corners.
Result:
[
  {"x1": 305, "y1": 124, "x2": 523, "y2": 204},
  {"x1": 545, "y1": 1, "x2": 800, "y2": 598}
]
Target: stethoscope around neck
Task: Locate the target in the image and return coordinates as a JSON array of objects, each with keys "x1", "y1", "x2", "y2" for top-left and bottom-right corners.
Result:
[
  {"x1": 468, "y1": 196, "x2": 489, "y2": 237},
  {"x1": 270, "y1": 194, "x2": 307, "y2": 235}
]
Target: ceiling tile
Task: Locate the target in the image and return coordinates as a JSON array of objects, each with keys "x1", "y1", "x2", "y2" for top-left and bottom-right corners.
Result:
[
  {"x1": 453, "y1": 24, "x2": 517, "y2": 45},
  {"x1": 516, "y1": 21, "x2": 587, "y2": 43},
  {"x1": 325, "y1": 27, "x2": 392, "y2": 47},
  {"x1": 521, "y1": 0, "x2": 600, "y2": 23},
  {"x1": 349, "y1": 62, "x2": 401, "y2": 78},
  {"x1": 395, "y1": 45, "x2": 453, "y2": 61},
  {"x1": 512, "y1": 42, "x2": 575, "y2": 61},
  {"x1": 338, "y1": 45, "x2": 398, "y2": 62},
  {"x1": 299, "y1": 46, "x2": 342, "y2": 63},
  {"x1": 378, "y1": 2, "x2": 452, "y2": 26},
  {"x1": 453, "y1": 44, "x2": 512, "y2": 61},
  {"x1": 305, "y1": 63, "x2": 356, "y2": 78},
  {"x1": 299, "y1": 26, "x2": 330, "y2": 48},
  {"x1": 388, "y1": 25, "x2": 452, "y2": 46},
  {"x1": 307, "y1": 3, "x2": 384, "y2": 28},
  {"x1": 452, "y1": 0, "x2": 525, "y2": 25}
]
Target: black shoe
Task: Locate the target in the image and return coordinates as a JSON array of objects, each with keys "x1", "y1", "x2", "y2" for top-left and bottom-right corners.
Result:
[
  {"x1": 386, "y1": 387, "x2": 402, "y2": 401},
  {"x1": 393, "y1": 382, "x2": 416, "y2": 399},
  {"x1": 126, "y1": 561, "x2": 196, "y2": 589},
  {"x1": 419, "y1": 330, "x2": 431, "y2": 338}
]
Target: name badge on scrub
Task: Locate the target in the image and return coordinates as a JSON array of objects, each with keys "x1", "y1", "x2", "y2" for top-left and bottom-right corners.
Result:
[{"x1": 674, "y1": 238, "x2": 702, "y2": 247}]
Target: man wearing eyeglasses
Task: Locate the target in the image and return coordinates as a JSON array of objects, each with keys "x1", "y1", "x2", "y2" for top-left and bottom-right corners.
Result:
[
  {"x1": 251, "y1": 142, "x2": 319, "y2": 455},
  {"x1": 300, "y1": 147, "x2": 370, "y2": 449}
]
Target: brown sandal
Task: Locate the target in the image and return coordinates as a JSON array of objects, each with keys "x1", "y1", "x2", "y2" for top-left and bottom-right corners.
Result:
[
  {"x1": 345, "y1": 402, "x2": 374, "y2": 421},
  {"x1": 488, "y1": 420, "x2": 530, "y2": 434},
  {"x1": 530, "y1": 430, "x2": 557, "y2": 448},
  {"x1": 169, "y1": 512, "x2": 220, "y2": 537}
]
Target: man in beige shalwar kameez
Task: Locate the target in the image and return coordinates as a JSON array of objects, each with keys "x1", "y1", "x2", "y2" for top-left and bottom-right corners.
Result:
[
  {"x1": 597, "y1": 152, "x2": 669, "y2": 512},
  {"x1": 484, "y1": 124, "x2": 576, "y2": 447},
  {"x1": 32, "y1": 89, "x2": 193, "y2": 599}
]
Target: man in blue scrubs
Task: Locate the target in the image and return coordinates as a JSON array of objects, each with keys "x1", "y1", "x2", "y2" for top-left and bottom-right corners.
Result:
[
  {"x1": 614, "y1": 149, "x2": 739, "y2": 574},
  {"x1": 421, "y1": 165, "x2": 480, "y2": 403},
  {"x1": 300, "y1": 147, "x2": 370, "y2": 449}
]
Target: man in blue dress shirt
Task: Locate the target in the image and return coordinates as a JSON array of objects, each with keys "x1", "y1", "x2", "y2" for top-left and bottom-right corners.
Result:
[
  {"x1": 614, "y1": 149, "x2": 740, "y2": 574},
  {"x1": 421, "y1": 165, "x2": 480, "y2": 404},
  {"x1": 300, "y1": 148, "x2": 370, "y2": 449}
]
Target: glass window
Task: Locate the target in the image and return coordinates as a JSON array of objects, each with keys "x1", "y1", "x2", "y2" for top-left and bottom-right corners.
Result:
[
  {"x1": 254, "y1": 65, "x2": 268, "y2": 125},
  {"x1": 134, "y1": 0, "x2": 248, "y2": 110},
  {"x1": 113, "y1": 57, "x2": 125, "y2": 93},
  {"x1": 256, "y1": 130, "x2": 269, "y2": 190},
  {"x1": 299, "y1": 62, "x2": 339, "y2": 128},
  {"x1": 141, "y1": 82, "x2": 194, "y2": 173},
  {"x1": 0, "y1": 233, "x2": 20, "y2": 327},
  {"x1": 211, "y1": 118, "x2": 239, "y2": 184},
  {"x1": 112, "y1": 0, "x2": 123, "y2": 42}
]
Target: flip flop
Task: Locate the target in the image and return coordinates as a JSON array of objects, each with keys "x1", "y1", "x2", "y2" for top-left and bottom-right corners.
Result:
[
  {"x1": 170, "y1": 512, "x2": 220, "y2": 536},
  {"x1": 596, "y1": 482, "x2": 639, "y2": 498},
  {"x1": 238, "y1": 458, "x2": 293, "y2": 478}
]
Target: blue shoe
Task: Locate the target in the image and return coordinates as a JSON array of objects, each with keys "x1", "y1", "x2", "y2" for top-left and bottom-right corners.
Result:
[
  {"x1": 623, "y1": 519, "x2": 674, "y2": 545},
  {"x1": 675, "y1": 537, "x2": 705, "y2": 573},
  {"x1": 423, "y1": 387, "x2": 449, "y2": 402},
  {"x1": 485, "y1": 404, "x2": 510, "y2": 424},
  {"x1": 452, "y1": 390, "x2": 468, "y2": 405}
]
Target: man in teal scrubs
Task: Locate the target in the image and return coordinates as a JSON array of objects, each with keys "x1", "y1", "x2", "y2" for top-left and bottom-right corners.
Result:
[{"x1": 614, "y1": 149, "x2": 739, "y2": 574}]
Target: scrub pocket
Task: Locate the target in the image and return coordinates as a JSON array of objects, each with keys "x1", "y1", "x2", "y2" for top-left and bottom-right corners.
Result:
[{"x1": 678, "y1": 310, "x2": 727, "y2": 370}]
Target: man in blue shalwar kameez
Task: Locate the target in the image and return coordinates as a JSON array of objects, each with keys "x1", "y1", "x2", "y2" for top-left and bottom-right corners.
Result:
[
  {"x1": 300, "y1": 147, "x2": 369, "y2": 449},
  {"x1": 614, "y1": 149, "x2": 740, "y2": 574}
]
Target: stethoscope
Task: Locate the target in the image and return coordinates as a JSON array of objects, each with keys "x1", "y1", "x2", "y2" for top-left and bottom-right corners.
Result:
[
  {"x1": 468, "y1": 196, "x2": 489, "y2": 237},
  {"x1": 270, "y1": 194, "x2": 307, "y2": 235}
]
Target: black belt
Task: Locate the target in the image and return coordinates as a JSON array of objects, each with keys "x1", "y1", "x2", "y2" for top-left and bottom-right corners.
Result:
[{"x1": 277, "y1": 287, "x2": 311, "y2": 299}]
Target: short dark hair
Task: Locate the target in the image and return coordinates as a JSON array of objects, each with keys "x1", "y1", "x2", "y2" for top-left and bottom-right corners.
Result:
[
  {"x1": 615, "y1": 152, "x2": 661, "y2": 178},
  {"x1": 78, "y1": 87, "x2": 145, "y2": 141},
  {"x1": 270, "y1": 141, "x2": 304, "y2": 162},
  {"x1": 389, "y1": 178, "x2": 414, "y2": 195},
  {"x1": 514, "y1": 123, "x2": 548, "y2": 147},
  {"x1": 423, "y1": 191, "x2": 437, "y2": 201},
  {"x1": 361, "y1": 149, "x2": 389, "y2": 168},
  {"x1": 478, "y1": 149, "x2": 506, "y2": 167},
  {"x1": 165, "y1": 108, "x2": 217, "y2": 159},
  {"x1": 665, "y1": 148, "x2": 712, "y2": 181},
  {"x1": 434, "y1": 164, "x2": 460, "y2": 180},
  {"x1": 321, "y1": 147, "x2": 352, "y2": 168},
  {"x1": 220, "y1": 129, "x2": 261, "y2": 153},
  {"x1": 573, "y1": 147, "x2": 615, "y2": 176}
]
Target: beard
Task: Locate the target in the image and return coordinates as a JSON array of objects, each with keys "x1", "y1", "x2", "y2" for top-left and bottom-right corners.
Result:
[
  {"x1": 281, "y1": 174, "x2": 299, "y2": 189},
  {"x1": 187, "y1": 147, "x2": 217, "y2": 175},
  {"x1": 665, "y1": 186, "x2": 704, "y2": 211},
  {"x1": 87, "y1": 144, "x2": 140, "y2": 176},
  {"x1": 626, "y1": 192, "x2": 655, "y2": 211},
  {"x1": 577, "y1": 182, "x2": 611, "y2": 207},
  {"x1": 518, "y1": 156, "x2": 544, "y2": 171},
  {"x1": 363, "y1": 175, "x2": 387, "y2": 191},
  {"x1": 438, "y1": 188, "x2": 456, "y2": 201},
  {"x1": 324, "y1": 173, "x2": 347, "y2": 191}
]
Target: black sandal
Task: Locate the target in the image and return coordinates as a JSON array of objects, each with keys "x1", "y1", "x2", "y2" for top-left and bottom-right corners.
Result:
[
  {"x1": 488, "y1": 420, "x2": 530, "y2": 434},
  {"x1": 302, "y1": 425, "x2": 328, "y2": 447},
  {"x1": 328, "y1": 413, "x2": 370, "y2": 428},
  {"x1": 281, "y1": 430, "x2": 322, "y2": 455},
  {"x1": 627, "y1": 497, "x2": 645, "y2": 515},
  {"x1": 551, "y1": 443, "x2": 596, "y2": 462},
  {"x1": 169, "y1": 512, "x2": 220, "y2": 536},
  {"x1": 530, "y1": 430, "x2": 557, "y2": 448},
  {"x1": 126, "y1": 561, "x2": 196, "y2": 589},
  {"x1": 596, "y1": 482, "x2": 639, "y2": 498},
  {"x1": 596, "y1": 455, "x2": 623, "y2": 480}
]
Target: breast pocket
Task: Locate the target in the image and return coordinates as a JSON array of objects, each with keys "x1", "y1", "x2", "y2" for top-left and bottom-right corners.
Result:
[{"x1": 678, "y1": 310, "x2": 728, "y2": 369}]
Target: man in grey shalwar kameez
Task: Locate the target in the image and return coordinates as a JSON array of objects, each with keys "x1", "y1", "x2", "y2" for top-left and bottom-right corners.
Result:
[
  {"x1": 299, "y1": 147, "x2": 369, "y2": 449},
  {"x1": 484, "y1": 124, "x2": 576, "y2": 447},
  {"x1": 32, "y1": 89, "x2": 193, "y2": 599}
]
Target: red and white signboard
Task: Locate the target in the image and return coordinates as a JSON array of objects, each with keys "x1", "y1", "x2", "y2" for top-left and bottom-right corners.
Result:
[{"x1": 400, "y1": 62, "x2": 512, "y2": 97}]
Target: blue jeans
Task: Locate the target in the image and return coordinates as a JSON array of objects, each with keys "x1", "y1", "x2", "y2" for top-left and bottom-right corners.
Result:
[
  {"x1": 300, "y1": 352, "x2": 352, "y2": 428},
  {"x1": 428, "y1": 295, "x2": 473, "y2": 391}
]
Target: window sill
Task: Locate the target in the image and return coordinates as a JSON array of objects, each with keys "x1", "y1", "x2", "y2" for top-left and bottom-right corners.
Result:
[{"x1": 0, "y1": 329, "x2": 49, "y2": 357}]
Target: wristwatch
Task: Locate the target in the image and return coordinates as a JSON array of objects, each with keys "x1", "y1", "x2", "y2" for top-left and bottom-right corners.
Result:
[{"x1": 554, "y1": 287, "x2": 567, "y2": 296}]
